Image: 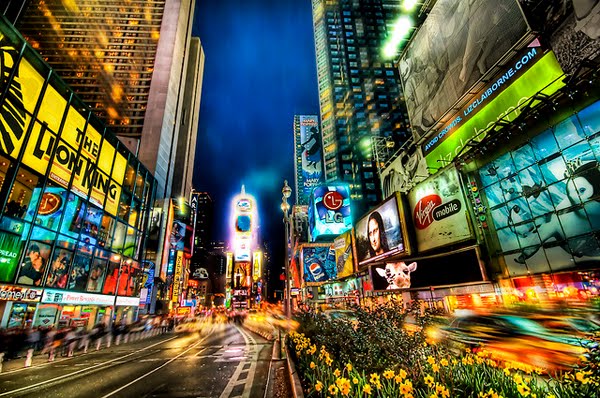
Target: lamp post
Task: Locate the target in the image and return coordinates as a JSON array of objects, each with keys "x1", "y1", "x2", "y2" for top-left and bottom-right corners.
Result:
[{"x1": 281, "y1": 180, "x2": 292, "y2": 319}]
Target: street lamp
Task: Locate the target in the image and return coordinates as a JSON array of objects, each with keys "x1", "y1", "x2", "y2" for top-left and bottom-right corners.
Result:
[{"x1": 281, "y1": 180, "x2": 292, "y2": 319}]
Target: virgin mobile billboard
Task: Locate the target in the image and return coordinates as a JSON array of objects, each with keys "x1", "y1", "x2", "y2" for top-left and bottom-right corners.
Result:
[
  {"x1": 399, "y1": 0, "x2": 528, "y2": 140},
  {"x1": 355, "y1": 193, "x2": 411, "y2": 269},
  {"x1": 408, "y1": 167, "x2": 473, "y2": 252}
]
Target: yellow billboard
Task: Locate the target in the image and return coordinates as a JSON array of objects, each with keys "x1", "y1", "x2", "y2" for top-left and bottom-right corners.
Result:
[
  {"x1": 252, "y1": 251, "x2": 262, "y2": 282},
  {"x1": 172, "y1": 251, "x2": 183, "y2": 303}
]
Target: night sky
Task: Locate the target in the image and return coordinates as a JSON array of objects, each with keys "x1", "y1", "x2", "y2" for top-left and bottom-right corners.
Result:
[{"x1": 191, "y1": 1, "x2": 319, "y2": 276}]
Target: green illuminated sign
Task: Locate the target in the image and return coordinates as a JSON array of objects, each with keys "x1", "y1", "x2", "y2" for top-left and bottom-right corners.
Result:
[{"x1": 425, "y1": 51, "x2": 565, "y2": 171}]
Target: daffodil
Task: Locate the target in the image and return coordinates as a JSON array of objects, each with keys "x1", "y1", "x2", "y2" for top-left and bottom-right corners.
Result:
[
  {"x1": 427, "y1": 356, "x2": 436, "y2": 365},
  {"x1": 315, "y1": 381, "x2": 324, "y2": 392},
  {"x1": 440, "y1": 358, "x2": 449, "y2": 367},
  {"x1": 370, "y1": 373, "x2": 380, "y2": 384},
  {"x1": 346, "y1": 363, "x2": 353, "y2": 372},
  {"x1": 363, "y1": 384, "x2": 372, "y2": 395},
  {"x1": 310, "y1": 361, "x2": 316, "y2": 369},
  {"x1": 424, "y1": 374, "x2": 435, "y2": 388},
  {"x1": 516, "y1": 383, "x2": 531, "y2": 397},
  {"x1": 576, "y1": 371, "x2": 590, "y2": 384},
  {"x1": 334, "y1": 368, "x2": 341, "y2": 377},
  {"x1": 352, "y1": 377, "x2": 359, "y2": 385},
  {"x1": 328, "y1": 384, "x2": 339, "y2": 395},
  {"x1": 400, "y1": 380, "x2": 413, "y2": 395},
  {"x1": 432, "y1": 363, "x2": 440, "y2": 373},
  {"x1": 383, "y1": 369, "x2": 395, "y2": 379}
]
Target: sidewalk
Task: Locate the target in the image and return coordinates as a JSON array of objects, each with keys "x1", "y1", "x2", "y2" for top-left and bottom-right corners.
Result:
[{"x1": 0, "y1": 328, "x2": 170, "y2": 374}]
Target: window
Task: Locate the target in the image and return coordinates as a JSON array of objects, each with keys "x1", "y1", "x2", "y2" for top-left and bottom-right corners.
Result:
[{"x1": 4, "y1": 166, "x2": 42, "y2": 220}]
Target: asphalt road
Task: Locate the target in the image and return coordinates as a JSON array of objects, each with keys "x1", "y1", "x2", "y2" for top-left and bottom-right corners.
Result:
[{"x1": 0, "y1": 322, "x2": 274, "y2": 398}]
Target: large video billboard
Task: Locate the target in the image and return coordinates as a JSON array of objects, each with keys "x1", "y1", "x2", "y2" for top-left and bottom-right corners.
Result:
[
  {"x1": 308, "y1": 184, "x2": 352, "y2": 241},
  {"x1": 301, "y1": 244, "x2": 337, "y2": 284},
  {"x1": 298, "y1": 116, "x2": 323, "y2": 205},
  {"x1": 355, "y1": 194, "x2": 410, "y2": 269},
  {"x1": 399, "y1": 0, "x2": 528, "y2": 140},
  {"x1": 481, "y1": 100, "x2": 600, "y2": 276},
  {"x1": 381, "y1": 147, "x2": 429, "y2": 198},
  {"x1": 408, "y1": 167, "x2": 473, "y2": 252}
]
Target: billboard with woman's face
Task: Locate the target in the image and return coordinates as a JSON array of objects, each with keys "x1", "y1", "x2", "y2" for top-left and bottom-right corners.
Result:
[{"x1": 355, "y1": 194, "x2": 410, "y2": 269}]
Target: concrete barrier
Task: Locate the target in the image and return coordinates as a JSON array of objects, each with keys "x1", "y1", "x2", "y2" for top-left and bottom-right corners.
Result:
[{"x1": 285, "y1": 341, "x2": 305, "y2": 398}]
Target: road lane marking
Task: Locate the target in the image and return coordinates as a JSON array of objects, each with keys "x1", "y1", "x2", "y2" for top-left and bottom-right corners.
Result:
[
  {"x1": 99, "y1": 334, "x2": 209, "y2": 398},
  {"x1": 0, "y1": 335, "x2": 179, "y2": 396}
]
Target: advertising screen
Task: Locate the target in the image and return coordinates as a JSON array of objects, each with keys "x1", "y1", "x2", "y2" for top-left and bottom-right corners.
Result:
[
  {"x1": 308, "y1": 184, "x2": 352, "y2": 241},
  {"x1": 301, "y1": 244, "x2": 337, "y2": 284},
  {"x1": 400, "y1": 0, "x2": 528, "y2": 140},
  {"x1": 22, "y1": 188, "x2": 81, "y2": 241},
  {"x1": 0, "y1": 231, "x2": 23, "y2": 283},
  {"x1": 17, "y1": 240, "x2": 51, "y2": 286},
  {"x1": 252, "y1": 251, "x2": 262, "y2": 282},
  {"x1": 234, "y1": 235, "x2": 251, "y2": 262},
  {"x1": 408, "y1": 166, "x2": 473, "y2": 252},
  {"x1": 298, "y1": 116, "x2": 323, "y2": 205},
  {"x1": 355, "y1": 194, "x2": 410, "y2": 268},
  {"x1": 381, "y1": 147, "x2": 429, "y2": 198},
  {"x1": 371, "y1": 248, "x2": 483, "y2": 290},
  {"x1": 333, "y1": 231, "x2": 355, "y2": 279},
  {"x1": 481, "y1": 100, "x2": 600, "y2": 276}
]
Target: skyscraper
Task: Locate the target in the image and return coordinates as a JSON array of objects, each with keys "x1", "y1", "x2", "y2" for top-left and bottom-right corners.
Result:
[
  {"x1": 293, "y1": 115, "x2": 324, "y2": 205},
  {"x1": 311, "y1": 0, "x2": 412, "y2": 215},
  {"x1": 16, "y1": 0, "x2": 203, "y2": 199}
]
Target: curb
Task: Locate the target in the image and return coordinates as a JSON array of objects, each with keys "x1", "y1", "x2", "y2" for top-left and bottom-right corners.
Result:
[
  {"x1": 242, "y1": 323, "x2": 276, "y2": 341},
  {"x1": 285, "y1": 342, "x2": 305, "y2": 398}
]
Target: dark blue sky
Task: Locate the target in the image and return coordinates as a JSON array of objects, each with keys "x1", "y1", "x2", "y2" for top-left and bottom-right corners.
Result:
[{"x1": 191, "y1": 1, "x2": 319, "y2": 255}]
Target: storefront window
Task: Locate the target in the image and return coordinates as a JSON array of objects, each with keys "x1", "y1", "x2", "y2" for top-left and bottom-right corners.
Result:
[
  {"x1": 134, "y1": 170, "x2": 145, "y2": 200},
  {"x1": 16, "y1": 240, "x2": 51, "y2": 286},
  {"x1": 98, "y1": 214, "x2": 115, "y2": 249},
  {"x1": 45, "y1": 247, "x2": 72, "y2": 289},
  {"x1": 118, "y1": 191, "x2": 131, "y2": 221},
  {"x1": 0, "y1": 154, "x2": 12, "y2": 193},
  {"x1": 87, "y1": 249, "x2": 109, "y2": 293},
  {"x1": 129, "y1": 198, "x2": 140, "y2": 228},
  {"x1": 102, "y1": 259, "x2": 120, "y2": 296},
  {"x1": 56, "y1": 233, "x2": 78, "y2": 250},
  {"x1": 124, "y1": 164, "x2": 136, "y2": 193},
  {"x1": 0, "y1": 230, "x2": 23, "y2": 283},
  {"x1": 128, "y1": 261, "x2": 142, "y2": 297},
  {"x1": 112, "y1": 221, "x2": 127, "y2": 254},
  {"x1": 4, "y1": 165, "x2": 42, "y2": 220},
  {"x1": 68, "y1": 251, "x2": 91, "y2": 292},
  {"x1": 80, "y1": 204, "x2": 102, "y2": 247}
]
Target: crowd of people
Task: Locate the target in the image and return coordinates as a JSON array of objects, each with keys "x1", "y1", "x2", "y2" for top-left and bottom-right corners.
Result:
[{"x1": 0, "y1": 316, "x2": 175, "y2": 364}]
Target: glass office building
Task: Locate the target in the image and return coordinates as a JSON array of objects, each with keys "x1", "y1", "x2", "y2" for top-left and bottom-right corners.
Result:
[{"x1": 0, "y1": 17, "x2": 156, "y2": 330}]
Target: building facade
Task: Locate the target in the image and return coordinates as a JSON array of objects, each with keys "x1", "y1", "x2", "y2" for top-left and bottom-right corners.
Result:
[
  {"x1": 16, "y1": 0, "x2": 202, "y2": 200},
  {"x1": 311, "y1": 0, "x2": 412, "y2": 216},
  {"x1": 0, "y1": 17, "x2": 156, "y2": 329}
]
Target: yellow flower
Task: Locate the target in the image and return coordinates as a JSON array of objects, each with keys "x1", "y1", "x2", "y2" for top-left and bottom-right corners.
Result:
[
  {"x1": 427, "y1": 356, "x2": 436, "y2": 365},
  {"x1": 400, "y1": 380, "x2": 413, "y2": 395},
  {"x1": 440, "y1": 358, "x2": 449, "y2": 367},
  {"x1": 429, "y1": 393, "x2": 439, "y2": 398},
  {"x1": 315, "y1": 381, "x2": 324, "y2": 392},
  {"x1": 326, "y1": 357, "x2": 333, "y2": 366},
  {"x1": 383, "y1": 369, "x2": 395, "y2": 379},
  {"x1": 452, "y1": 358, "x2": 458, "y2": 366},
  {"x1": 370, "y1": 373, "x2": 380, "y2": 384},
  {"x1": 547, "y1": 395, "x2": 556, "y2": 398},
  {"x1": 353, "y1": 377, "x2": 359, "y2": 385},
  {"x1": 424, "y1": 374, "x2": 435, "y2": 387},
  {"x1": 514, "y1": 374, "x2": 523, "y2": 385},
  {"x1": 432, "y1": 363, "x2": 440, "y2": 373},
  {"x1": 517, "y1": 383, "x2": 531, "y2": 397},
  {"x1": 346, "y1": 363, "x2": 353, "y2": 372},
  {"x1": 363, "y1": 384, "x2": 372, "y2": 395},
  {"x1": 310, "y1": 361, "x2": 316, "y2": 369},
  {"x1": 328, "y1": 384, "x2": 339, "y2": 395},
  {"x1": 334, "y1": 368, "x2": 341, "y2": 377},
  {"x1": 435, "y1": 383, "x2": 450, "y2": 398},
  {"x1": 504, "y1": 368, "x2": 511, "y2": 377},
  {"x1": 575, "y1": 371, "x2": 590, "y2": 384},
  {"x1": 398, "y1": 368, "x2": 407, "y2": 379}
]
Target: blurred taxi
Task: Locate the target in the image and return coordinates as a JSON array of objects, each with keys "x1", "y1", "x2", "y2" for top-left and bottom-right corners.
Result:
[
  {"x1": 530, "y1": 315, "x2": 600, "y2": 338},
  {"x1": 441, "y1": 313, "x2": 597, "y2": 371}
]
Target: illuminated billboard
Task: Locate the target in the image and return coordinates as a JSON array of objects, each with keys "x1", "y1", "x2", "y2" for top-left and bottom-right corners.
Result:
[
  {"x1": 234, "y1": 235, "x2": 251, "y2": 262},
  {"x1": 308, "y1": 184, "x2": 352, "y2": 241},
  {"x1": 226, "y1": 252, "x2": 233, "y2": 280},
  {"x1": 0, "y1": 20, "x2": 136, "y2": 218},
  {"x1": 408, "y1": 166, "x2": 473, "y2": 252},
  {"x1": 301, "y1": 244, "x2": 337, "y2": 284},
  {"x1": 355, "y1": 193, "x2": 410, "y2": 269},
  {"x1": 424, "y1": 48, "x2": 565, "y2": 171},
  {"x1": 481, "y1": 100, "x2": 600, "y2": 276},
  {"x1": 0, "y1": 231, "x2": 23, "y2": 283},
  {"x1": 399, "y1": 0, "x2": 529, "y2": 140},
  {"x1": 252, "y1": 251, "x2": 262, "y2": 282},
  {"x1": 297, "y1": 115, "x2": 324, "y2": 205},
  {"x1": 333, "y1": 231, "x2": 355, "y2": 279},
  {"x1": 381, "y1": 147, "x2": 429, "y2": 198}
]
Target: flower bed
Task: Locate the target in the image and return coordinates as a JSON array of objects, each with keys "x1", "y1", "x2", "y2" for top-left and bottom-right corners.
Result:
[{"x1": 288, "y1": 302, "x2": 600, "y2": 397}]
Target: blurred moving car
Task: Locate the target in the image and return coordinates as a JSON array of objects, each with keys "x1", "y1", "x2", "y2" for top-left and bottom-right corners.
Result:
[
  {"x1": 441, "y1": 313, "x2": 597, "y2": 371},
  {"x1": 530, "y1": 315, "x2": 600, "y2": 338}
]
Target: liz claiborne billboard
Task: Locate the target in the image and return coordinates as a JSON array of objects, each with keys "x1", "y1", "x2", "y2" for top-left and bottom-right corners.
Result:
[
  {"x1": 399, "y1": 0, "x2": 529, "y2": 140},
  {"x1": 298, "y1": 116, "x2": 323, "y2": 204}
]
